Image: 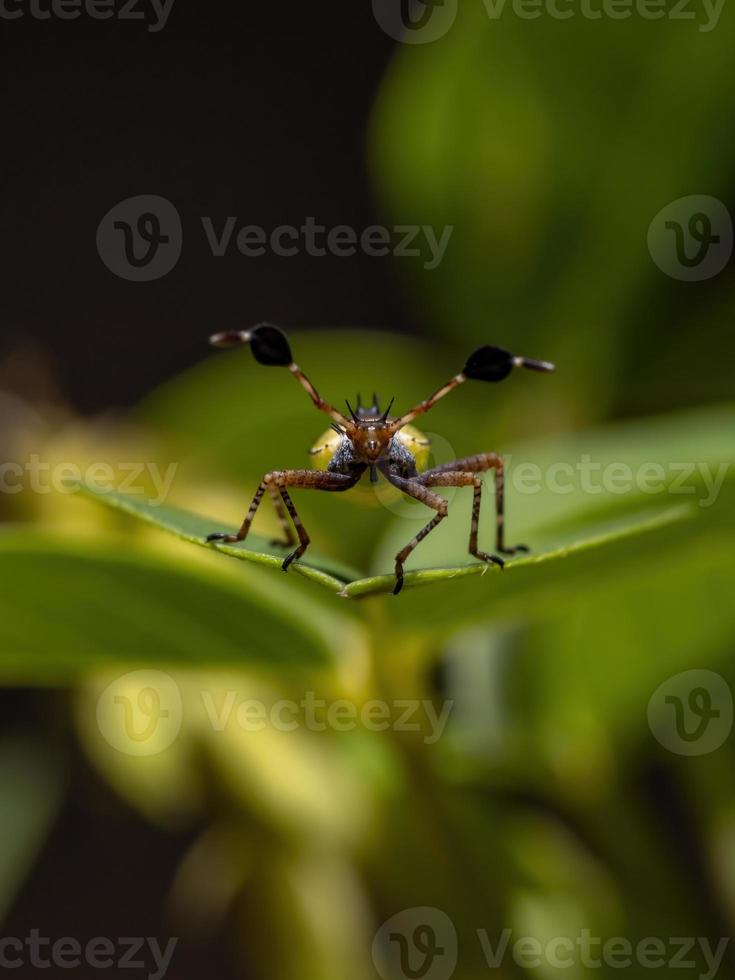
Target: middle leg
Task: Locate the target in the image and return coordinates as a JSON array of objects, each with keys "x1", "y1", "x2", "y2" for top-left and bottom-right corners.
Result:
[
  {"x1": 418, "y1": 453, "x2": 528, "y2": 555},
  {"x1": 419, "y1": 470, "x2": 506, "y2": 569}
]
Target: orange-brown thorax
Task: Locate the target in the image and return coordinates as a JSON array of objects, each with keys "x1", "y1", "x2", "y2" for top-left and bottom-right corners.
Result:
[{"x1": 347, "y1": 419, "x2": 394, "y2": 463}]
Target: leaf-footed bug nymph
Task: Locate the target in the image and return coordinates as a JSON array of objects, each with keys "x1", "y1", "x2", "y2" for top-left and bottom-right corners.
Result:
[{"x1": 205, "y1": 324, "x2": 555, "y2": 595}]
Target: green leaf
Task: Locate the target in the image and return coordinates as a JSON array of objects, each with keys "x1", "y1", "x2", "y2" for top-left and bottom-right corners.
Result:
[
  {"x1": 380, "y1": 463, "x2": 735, "y2": 631},
  {"x1": 74, "y1": 486, "x2": 703, "y2": 609},
  {"x1": 347, "y1": 503, "x2": 693, "y2": 599},
  {"x1": 67, "y1": 402, "x2": 733, "y2": 619},
  {"x1": 0, "y1": 529, "x2": 362, "y2": 682},
  {"x1": 78, "y1": 483, "x2": 362, "y2": 591}
]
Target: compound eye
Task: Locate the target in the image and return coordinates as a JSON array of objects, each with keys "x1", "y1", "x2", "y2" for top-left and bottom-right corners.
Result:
[
  {"x1": 249, "y1": 323, "x2": 293, "y2": 367},
  {"x1": 463, "y1": 345, "x2": 514, "y2": 383}
]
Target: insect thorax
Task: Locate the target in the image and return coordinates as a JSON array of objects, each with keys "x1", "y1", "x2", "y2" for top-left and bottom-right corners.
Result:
[{"x1": 310, "y1": 424, "x2": 430, "y2": 478}]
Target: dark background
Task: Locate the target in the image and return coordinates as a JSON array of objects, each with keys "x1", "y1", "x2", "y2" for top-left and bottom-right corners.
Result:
[
  {"x1": 0, "y1": 1, "x2": 408, "y2": 413},
  {"x1": 1, "y1": 5, "x2": 402, "y2": 977}
]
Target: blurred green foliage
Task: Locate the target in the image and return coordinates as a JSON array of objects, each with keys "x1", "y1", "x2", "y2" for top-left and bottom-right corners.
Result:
[
  {"x1": 2, "y1": 10, "x2": 735, "y2": 979},
  {"x1": 368, "y1": 2, "x2": 735, "y2": 422}
]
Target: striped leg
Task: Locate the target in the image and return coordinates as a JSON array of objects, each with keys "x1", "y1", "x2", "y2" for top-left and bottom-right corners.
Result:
[
  {"x1": 418, "y1": 453, "x2": 528, "y2": 555},
  {"x1": 267, "y1": 484, "x2": 296, "y2": 548},
  {"x1": 386, "y1": 474, "x2": 449, "y2": 595},
  {"x1": 420, "y1": 470, "x2": 505, "y2": 569},
  {"x1": 206, "y1": 469, "x2": 362, "y2": 571}
]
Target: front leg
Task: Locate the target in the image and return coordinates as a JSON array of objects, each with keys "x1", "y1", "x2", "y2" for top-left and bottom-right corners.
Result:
[
  {"x1": 206, "y1": 477, "x2": 269, "y2": 545},
  {"x1": 384, "y1": 473, "x2": 449, "y2": 595},
  {"x1": 206, "y1": 469, "x2": 362, "y2": 572},
  {"x1": 266, "y1": 484, "x2": 297, "y2": 548}
]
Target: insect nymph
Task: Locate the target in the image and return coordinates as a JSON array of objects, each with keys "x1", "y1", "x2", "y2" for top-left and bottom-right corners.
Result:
[{"x1": 205, "y1": 324, "x2": 555, "y2": 595}]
